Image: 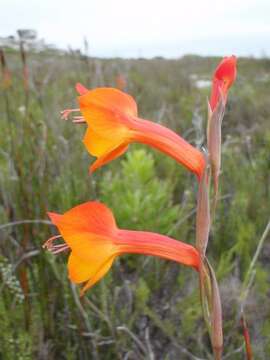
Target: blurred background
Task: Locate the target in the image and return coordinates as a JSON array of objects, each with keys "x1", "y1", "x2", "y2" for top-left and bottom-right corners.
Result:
[{"x1": 0, "y1": 1, "x2": 270, "y2": 359}]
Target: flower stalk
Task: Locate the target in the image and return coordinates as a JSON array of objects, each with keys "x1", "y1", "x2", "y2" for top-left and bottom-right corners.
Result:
[{"x1": 196, "y1": 56, "x2": 237, "y2": 358}]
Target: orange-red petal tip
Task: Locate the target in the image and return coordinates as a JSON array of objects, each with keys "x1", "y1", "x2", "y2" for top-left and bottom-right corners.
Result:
[
  {"x1": 210, "y1": 55, "x2": 237, "y2": 111},
  {"x1": 47, "y1": 212, "x2": 63, "y2": 224},
  {"x1": 76, "y1": 83, "x2": 89, "y2": 95}
]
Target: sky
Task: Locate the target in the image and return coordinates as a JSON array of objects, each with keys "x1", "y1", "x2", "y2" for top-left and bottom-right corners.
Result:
[{"x1": 1, "y1": 0, "x2": 270, "y2": 58}]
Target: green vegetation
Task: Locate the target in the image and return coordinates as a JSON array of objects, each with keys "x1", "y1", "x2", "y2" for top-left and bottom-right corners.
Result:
[{"x1": 0, "y1": 47, "x2": 269, "y2": 359}]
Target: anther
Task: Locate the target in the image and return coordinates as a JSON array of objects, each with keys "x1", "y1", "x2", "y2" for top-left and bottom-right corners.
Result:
[
  {"x1": 60, "y1": 109, "x2": 80, "y2": 120},
  {"x1": 43, "y1": 235, "x2": 70, "y2": 254},
  {"x1": 43, "y1": 234, "x2": 62, "y2": 249}
]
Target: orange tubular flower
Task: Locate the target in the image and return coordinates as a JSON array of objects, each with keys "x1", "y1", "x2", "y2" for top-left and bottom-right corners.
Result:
[
  {"x1": 209, "y1": 55, "x2": 237, "y2": 112},
  {"x1": 44, "y1": 201, "x2": 200, "y2": 295},
  {"x1": 63, "y1": 84, "x2": 205, "y2": 179}
]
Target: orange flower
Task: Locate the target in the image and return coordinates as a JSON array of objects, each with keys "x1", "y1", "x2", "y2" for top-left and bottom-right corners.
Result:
[
  {"x1": 44, "y1": 201, "x2": 200, "y2": 295},
  {"x1": 209, "y1": 56, "x2": 237, "y2": 111},
  {"x1": 62, "y1": 85, "x2": 205, "y2": 179}
]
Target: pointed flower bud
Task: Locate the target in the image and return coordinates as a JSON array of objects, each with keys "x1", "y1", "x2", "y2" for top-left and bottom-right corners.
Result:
[
  {"x1": 208, "y1": 56, "x2": 237, "y2": 199},
  {"x1": 209, "y1": 55, "x2": 237, "y2": 112}
]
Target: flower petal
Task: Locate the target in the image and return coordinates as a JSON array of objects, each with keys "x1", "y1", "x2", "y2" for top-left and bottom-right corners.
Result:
[
  {"x1": 68, "y1": 252, "x2": 98, "y2": 283},
  {"x1": 78, "y1": 87, "x2": 138, "y2": 129},
  {"x1": 83, "y1": 127, "x2": 125, "y2": 157},
  {"x1": 48, "y1": 201, "x2": 116, "y2": 236},
  {"x1": 80, "y1": 255, "x2": 115, "y2": 295},
  {"x1": 64, "y1": 233, "x2": 115, "y2": 264},
  {"x1": 89, "y1": 143, "x2": 129, "y2": 173},
  {"x1": 79, "y1": 88, "x2": 135, "y2": 160},
  {"x1": 48, "y1": 202, "x2": 118, "y2": 263}
]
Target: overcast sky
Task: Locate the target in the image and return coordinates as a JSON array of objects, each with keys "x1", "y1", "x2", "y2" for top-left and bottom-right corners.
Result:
[{"x1": 1, "y1": 0, "x2": 270, "y2": 58}]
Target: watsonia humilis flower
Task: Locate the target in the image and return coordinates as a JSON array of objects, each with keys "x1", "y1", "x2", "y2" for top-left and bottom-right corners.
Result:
[
  {"x1": 44, "y1": 201, "x2": 200, "y2": 295},
  {"x1": 62, "y1": 85, "x2": 206, "y2": 179}
]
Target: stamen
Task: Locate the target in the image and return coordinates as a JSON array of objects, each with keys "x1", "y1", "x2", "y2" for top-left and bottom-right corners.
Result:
[
  {"x1": 51, "y1": 244, "x2": 69, "y2": 254},
  {"x1": 43, "y1": 234, "x2": 70, "y2": 254},
  {"x1": 43, "y1": 234, "x2": 62, "y2": 249},
  {"x1": 72, "y1": 116, "x2": 86, "y2": 124},
  {"x1": 60, "y1": 108, "x2": 80, "y2": 120}
]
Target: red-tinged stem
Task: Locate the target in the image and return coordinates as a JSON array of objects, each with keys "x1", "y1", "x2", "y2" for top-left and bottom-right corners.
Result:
[
  {"x1": 115, "y1": 229, "x2": 200, "y2": 270},
  {"x1": 207, "y1": 99, "x2": 225, "y2": 212},
  {"x1": 131, "y1": 117, "x2": 205, "y2": 180},
  {"x1": 196, "y1": 164, "x2": 210, "y2": 256},
  {"x1": 241, "y1": 315, "x2": 253, "y2": 360}
]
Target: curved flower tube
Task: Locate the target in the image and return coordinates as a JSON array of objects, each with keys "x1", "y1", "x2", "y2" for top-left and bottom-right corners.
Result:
[
  {"x1": 44, "y1": 201, "x2": 200, "y2": 295},
  {"x1": 62, "y1": 85, "x2": 206, "y2": 179},
  {"x1": 209, "y1": 55, "x2": 237, "y2": 112}
]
